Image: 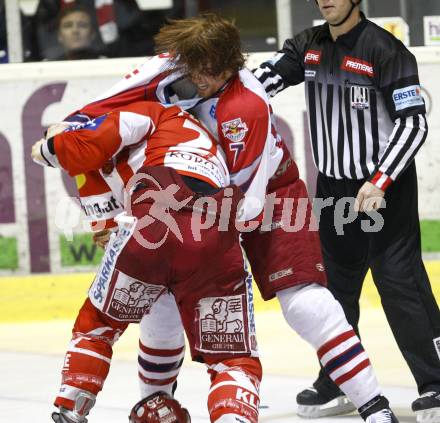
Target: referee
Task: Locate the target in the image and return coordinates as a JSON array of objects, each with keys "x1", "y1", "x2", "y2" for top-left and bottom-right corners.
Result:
[{"x1": 254, "y1": 0, "x2": 440, "y2": 421}]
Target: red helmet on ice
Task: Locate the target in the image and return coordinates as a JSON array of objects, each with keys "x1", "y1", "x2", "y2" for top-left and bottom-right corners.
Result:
[{"x1": 129, "y1": 392, "x2": 191, "y2": 423}]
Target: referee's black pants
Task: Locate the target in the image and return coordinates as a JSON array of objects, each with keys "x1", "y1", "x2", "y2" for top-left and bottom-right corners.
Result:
[{"x1": 314, "y1": 162, "x2": 440, "y2": 396}]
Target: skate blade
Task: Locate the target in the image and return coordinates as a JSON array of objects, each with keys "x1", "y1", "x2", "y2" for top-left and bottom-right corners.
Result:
[
  {"x1": 416, "y1": 407, "x2": 440, "y2": 423},
  {"x1": 297, "y1": 395, "x2": 356, "y2": 419}
]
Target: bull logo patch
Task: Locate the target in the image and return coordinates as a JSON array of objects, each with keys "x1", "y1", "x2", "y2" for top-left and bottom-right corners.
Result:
[{"x1": 221, "y1": 118, "x2": 248, "y2": 142}]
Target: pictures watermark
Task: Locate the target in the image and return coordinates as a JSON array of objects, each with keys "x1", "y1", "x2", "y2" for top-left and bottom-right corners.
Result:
[{"x1": 54, "y1": 172, "x2": 386, "y2": 249}]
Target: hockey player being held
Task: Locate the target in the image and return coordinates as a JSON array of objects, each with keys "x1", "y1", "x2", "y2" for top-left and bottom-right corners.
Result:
[{"x1": 32, "y1": 101, "x2": 267, "y2": 423}]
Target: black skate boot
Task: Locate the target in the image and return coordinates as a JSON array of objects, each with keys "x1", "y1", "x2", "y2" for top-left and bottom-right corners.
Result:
[
  {"x1": 359, "y1": 395, "x2": 399, "y2": 423},
  {"x1": 296, "y1": 384, "x2": 355, "y2": 418},
  {"x1": 412, "y1": 391, "x2": 440, "y2": 423}
]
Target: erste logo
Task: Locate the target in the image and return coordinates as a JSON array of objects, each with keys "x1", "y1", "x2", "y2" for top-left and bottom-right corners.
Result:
[{"x1": 392, "y1": 85, "x2": 424, "y2": 111}]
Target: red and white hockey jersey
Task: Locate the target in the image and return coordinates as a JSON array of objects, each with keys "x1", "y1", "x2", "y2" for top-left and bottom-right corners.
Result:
[
  {"x1": 190, "y1": 68, "x2": 298, "y2": 211},
  {"x1": 64, "y1": 54, "x2": 297, "y2": 224},
  {"x1": 41, "y1": 102, "x2": 229, "y2": 226}
]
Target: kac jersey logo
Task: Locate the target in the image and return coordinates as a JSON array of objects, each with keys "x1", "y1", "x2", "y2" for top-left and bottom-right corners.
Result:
[{"x1": 392, "y1": 85, "x2": 424, "y2": 111}]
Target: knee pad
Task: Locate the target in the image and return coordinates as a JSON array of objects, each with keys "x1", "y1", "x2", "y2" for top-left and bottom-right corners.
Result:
[
  {"x1": 276, "y1": 284, "x2": 352, "y2": 348},
  {"x1": 73, "y1": 298, "x2": 128, "y2": 345}
]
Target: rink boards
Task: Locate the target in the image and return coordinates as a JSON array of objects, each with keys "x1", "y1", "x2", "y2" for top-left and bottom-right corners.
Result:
[{"x1": 1, "y1": 262, "x2": 440, "y2": 322}]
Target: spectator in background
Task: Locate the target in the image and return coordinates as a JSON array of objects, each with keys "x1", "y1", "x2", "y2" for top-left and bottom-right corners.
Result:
[
  {"x1": 35, "y1": 0, "x2": 184, "y2": 60},
  {"x1": 56, "y1": 5, "x2": 100, "y2": 60},
  {"x1": 0, "y1": 0, "x2": 39, "y2": 63}
]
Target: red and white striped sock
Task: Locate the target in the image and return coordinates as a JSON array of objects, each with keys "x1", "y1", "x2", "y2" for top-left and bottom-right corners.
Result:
[
  {"x1": 276, "y1": 284, "x2": 381, "y2": 408},
  {"x1": 138, "y1": 293, "x2": 186, "y2": 398},
  {"x1": 138, "y1": 341, "x2": 185, "y2": 398},
  {"x1": 318, "y1": 329, "x2": 380, "y2": 407},
  {"x1": 54, "y1": 326, "x2": 123, "y2": 409}
]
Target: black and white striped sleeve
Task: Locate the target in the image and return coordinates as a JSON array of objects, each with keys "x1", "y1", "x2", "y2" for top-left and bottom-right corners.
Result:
[
  {"x1": 369, "y1": 114, "x2": 428, "y2": 190},
  {"x1": 253, "y1": 59, "x2": 287, "y2": 98},
  {"x1": 369, "y1": 50, "x2": 428, "y2": 190},
  {"x1": 253, "y1": 34, "x2": 307, "y2": 97}
]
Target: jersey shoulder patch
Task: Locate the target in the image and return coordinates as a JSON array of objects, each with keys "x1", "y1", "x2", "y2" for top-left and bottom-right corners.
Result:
[
  {"x1": 221, "y1": 118, "x2": 249, "y2": 142},
  {"x1": 392, "y1": 85, "x2": 424, "y2": 111}
]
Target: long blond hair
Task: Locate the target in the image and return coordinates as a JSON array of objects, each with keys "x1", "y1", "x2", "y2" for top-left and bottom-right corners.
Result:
[{"x1": 154, "y1": 13, "x2": 245, "y2": 76}]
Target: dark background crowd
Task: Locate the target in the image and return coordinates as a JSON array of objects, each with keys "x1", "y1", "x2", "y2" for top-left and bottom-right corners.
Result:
[
  {"x1": 0, "y1": 0, "x2": 279, "y2": 63},
  {"x1": 1, "y1": 0, "x2": 187, "y2": 62},
  {"x1": 1, "y1": 0, "x2": 440, "y2": 64}
]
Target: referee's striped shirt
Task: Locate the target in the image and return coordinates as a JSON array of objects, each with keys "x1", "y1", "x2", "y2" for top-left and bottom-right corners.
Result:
[{"x1": 253, "y1": 15, "x2": 428, "y2": 191}]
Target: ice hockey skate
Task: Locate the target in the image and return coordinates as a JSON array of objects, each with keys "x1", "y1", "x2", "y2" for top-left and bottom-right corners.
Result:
[
  {"x1": 129, "y1": 392, "x2": 191, "y2": 423},
  {"x1": 51, "y1": 390, "x2": 95, "y2": 423},
  {"x1": 412, "y1": 392, "x2": 440, "y2": 423},
  {"x1": 51, "y1": 407, "x2": 88, "y2": 423},
  {"x1": 296, "y1": 386, "x2": 356, "y2": 418},
  {"x1": 365, "y1": 409, "x2": 399, "y2": 423}
]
